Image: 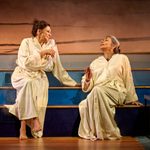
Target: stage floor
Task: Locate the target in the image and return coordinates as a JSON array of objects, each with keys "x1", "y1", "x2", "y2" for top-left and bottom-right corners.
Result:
[{"x1": 0, "y1": 136, "x2": 148, "y2": 150}]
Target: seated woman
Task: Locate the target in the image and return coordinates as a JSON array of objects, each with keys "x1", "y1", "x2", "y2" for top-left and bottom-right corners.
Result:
[
  {"x1": 6, "y1": 19, "x2": 77, "y2": 140},
  {"x1": 78, "y1": 35, "x2": 142, "y2": 141}
]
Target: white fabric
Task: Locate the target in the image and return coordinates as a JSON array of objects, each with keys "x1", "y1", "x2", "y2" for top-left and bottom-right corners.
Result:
[
  {"x1": 6, "y1": 37, "x2": 76, "y2": 138},
  {"x1": 78, "y1": 54, "x2": 138, "y2": 140}
]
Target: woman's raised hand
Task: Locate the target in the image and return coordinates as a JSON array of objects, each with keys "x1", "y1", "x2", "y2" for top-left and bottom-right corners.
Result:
[
  {"x1": 40, "y1": 49, "x2": 55, "y2": 58},
  {"x1": 47, "y1": 49, "x2": 55, "y2": 58},
  {"x1": 85, "y1": 67, "x2": 92, "y2": 82}
]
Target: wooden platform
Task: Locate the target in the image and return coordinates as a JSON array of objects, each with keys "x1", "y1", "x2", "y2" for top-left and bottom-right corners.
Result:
[{"x1": 0, "y1": 137, "x2": 145, "y2": 150}]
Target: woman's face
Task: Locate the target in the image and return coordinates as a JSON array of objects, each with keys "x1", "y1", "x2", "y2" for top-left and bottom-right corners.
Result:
[
  {"x1": 100, "y1": 37, "x2": 114, "y2": 52},
  {"x1": 39, "y1": 26, "x2": 52, "y2": 43}
]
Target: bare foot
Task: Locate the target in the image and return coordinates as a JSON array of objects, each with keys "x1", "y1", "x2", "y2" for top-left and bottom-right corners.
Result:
[
  {"x1": 19, "y1": 135, "x2": 28, "y2": 140},
  {"x1": 20, "y1": 120, "x2": 28, "y2": 140},
  {"x1": 32, "y1": 118, "x2": 42, "y2": 132},
  {"x1": 19, "y1": 129, "x2": 28, "y2": 140}
]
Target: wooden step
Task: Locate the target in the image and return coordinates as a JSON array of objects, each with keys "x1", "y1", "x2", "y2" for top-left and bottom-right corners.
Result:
[
  {"x1": 0, "y1": 86, "x2": 149, "y2": 105},
  {"x1": 0, "y1": 68, "x2": 150, "y2": 86},
  {"x1": 0, "y1": 106, "x2": 148, "y2": 137},
  {"x1": 0, "y1": 104, "x2": 145, "y2": 109}
]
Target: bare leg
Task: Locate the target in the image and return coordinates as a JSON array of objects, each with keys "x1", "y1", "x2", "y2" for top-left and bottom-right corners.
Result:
[
  {"x1": 31, "y1": 118, "x2": 41, "y2": 132},
  {"x1": 20, "y1": 120, "x2": 28, "y2": 140}
]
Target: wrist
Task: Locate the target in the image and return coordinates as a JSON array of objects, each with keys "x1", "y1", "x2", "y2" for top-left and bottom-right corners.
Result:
[
  {"x1": 40, "y1": 52, "x2": 43, "y2": 58},
  {"x1": 85, "y1": 79, "x2": 90, "y2": 83}
]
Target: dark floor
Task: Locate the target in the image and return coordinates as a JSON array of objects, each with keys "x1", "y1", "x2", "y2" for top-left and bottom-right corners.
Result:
[{"x1": 136, "y1": 136, "x2": 150, "y2": 150}]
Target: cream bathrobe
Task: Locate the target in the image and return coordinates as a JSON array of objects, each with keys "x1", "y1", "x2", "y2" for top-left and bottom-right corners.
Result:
[
  {"x1": 78, "y1": 54, "x2": 138, "y2": 140},
  {"x1": 7, "y1": 37, "x2": 76, "y2": 138}
]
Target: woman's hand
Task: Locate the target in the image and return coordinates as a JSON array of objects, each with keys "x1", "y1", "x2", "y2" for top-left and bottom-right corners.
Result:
[
  {"x1": 85, "y1": 67, "x2": 92, "y2": 82},
  {"x1": 48, "y1": 49, "x2": 55, "y2": 58},
  {"x1": 127, "y1": 101, "x2": 143, "y2": 106},
  {"x1": 40, "y1": 49, "x2": 55, "y2": 58},
  {"x1": 75, "y1": 83, "x2": 81, "y2": 87},
  {"x1": 82, "y1": 67, "x2": 92, "y2": 91}
]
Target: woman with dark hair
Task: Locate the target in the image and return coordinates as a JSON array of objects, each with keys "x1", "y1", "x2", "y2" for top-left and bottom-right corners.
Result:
[
  {"x1": 6, "y1": 19, "x2": 77, "y2": 139},
  {"x1": 78, "y1": 35, "x2": 142, "y2": 141}
]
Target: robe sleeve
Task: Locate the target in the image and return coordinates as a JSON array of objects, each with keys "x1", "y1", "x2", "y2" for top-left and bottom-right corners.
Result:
[
  {"x1": 17, "y1": 38, "x2": 47, "y2": 71},
  {"x1": 122, "y1": 55, "x2": 138, "y2": 103},
  {"x1": 51, "y1": 42, "x2": 77, "y2": 87}
]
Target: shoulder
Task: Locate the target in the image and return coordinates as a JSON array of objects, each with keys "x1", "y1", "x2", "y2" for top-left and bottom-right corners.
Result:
[
  {"x1": 120, "y1": 54, "x2": 128, "y2": 58},
  {"x1": 115, "y1": 54, "x2": 131, "y2": 67},
  {"x1": 115, "y1": 54, "x2": 129, "y2": 61},
  {"x1": 90, "y1": 56, "x2": 103, "y2": 67},
  {"x1": 46, "y1": 39, "x2": 56, "y2": 46},
  {"x1": 20, "y1": 37, "x2": 32, "y2": 45}
]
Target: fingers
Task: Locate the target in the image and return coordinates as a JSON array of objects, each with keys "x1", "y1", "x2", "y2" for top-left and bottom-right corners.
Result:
[
  {"x1": 85, "y1": 67, "x2": 90, "y2": 74},
  {"x1": 136, "y1": 102, "x2": 143, "y2": 106},
  {"x1": 131, "y1": 101, "x2": 143, "y2": 106},
  {"x1": 85, "y1": 67, "x2": 92, "y2": 81},
  {"x1": 75, "y1": 83, "x2": 81, "y2": 87},
  {"x1": 45, "y1": 49, "x2": 55, "y2": 57},
  {"x1": 41, "y1": 48, "x2": 55, "y2": 59},
  {"x1": 50, "y1": 49, "x2": 55, "y2": 58}
]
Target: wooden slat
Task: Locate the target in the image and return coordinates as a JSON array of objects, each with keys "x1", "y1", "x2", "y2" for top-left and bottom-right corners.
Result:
[
  {"x1": 0, "y1": 104, "x2": 145, "y2": 109},
  {"x1": 0, "y1": 86, "x2": 82, "y2": 90},
  {"x1": 0, "y1": 105, "x2": 79, "y2": 109},
  {"x1": 0, "y1": 68, "x2": 150, "y2": 72},
  {"x1": 0, "y1": 86, "x2": 150, "y2": 90},
  {"x1": 0, "y1": 33, "x2": 149, "y2": 54},
  {"x1": 0, "y1": 86, "x2": 149, "y2": 90},
  {"x1": 0, "y1": 51, "x2": 150, "y2": 55}
]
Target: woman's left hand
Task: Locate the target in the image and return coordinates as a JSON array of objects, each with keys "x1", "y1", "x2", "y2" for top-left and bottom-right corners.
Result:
[
  {"x1": 47, "y1": 49, "x2": 55, "y2": 58},
  {"x1": 128, "y1": 101, "x2": 143, "y2": 106},
  {"x1": 75, "y1": 83, "x2": 81, "y2": 87}
]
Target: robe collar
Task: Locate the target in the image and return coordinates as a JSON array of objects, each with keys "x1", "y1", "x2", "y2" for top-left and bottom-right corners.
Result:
[
  {"x1": 32, "y1": 37, "x2": 47, "y2": 50},
  {"x1": 99, "y1": 54, "x2": 118, "y2": 62}
]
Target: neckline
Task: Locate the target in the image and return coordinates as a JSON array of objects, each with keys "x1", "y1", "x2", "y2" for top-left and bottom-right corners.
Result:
[
  {"x1": 103, "y1": 54, "x2": 117, "y2": 62},
  {"x1": 106, "y1": 58, "x2": 110, "y2": 61},
  {"x1": 33, "y1": 37, "x2": 47, "y2": 49}
]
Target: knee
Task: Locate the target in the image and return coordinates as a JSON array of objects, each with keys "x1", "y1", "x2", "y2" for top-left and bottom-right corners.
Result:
[
  {"x1": 91, "y1": 86, "x2": 103, "y2": 95},
  {"x1": 79, "y1": 100, "x2": 88, "y2": 112},
  {"x1": 24, "y1": 78, "x2": 34, "y2": 88}
]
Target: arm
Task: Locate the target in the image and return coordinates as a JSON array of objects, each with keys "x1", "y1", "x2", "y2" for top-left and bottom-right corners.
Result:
[
  {"x1": 122, "y1": 55, "x2": 139, "y2": 104},
  {"x1": 82, "y1": 67, "x2": 94, "y2": 92},
  {"x1": 51, "y1": 42, "x2": 77, "y2": 86}
]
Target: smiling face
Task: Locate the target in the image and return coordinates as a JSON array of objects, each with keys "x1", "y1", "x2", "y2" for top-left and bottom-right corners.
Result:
[{"x1": 38, "y1": 26, "x2": 52, "y2": 44}]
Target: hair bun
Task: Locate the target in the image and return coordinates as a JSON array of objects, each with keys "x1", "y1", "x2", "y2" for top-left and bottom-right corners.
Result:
[{"x1": 33, "y1": 19, "x2": 39, "y2": 25}]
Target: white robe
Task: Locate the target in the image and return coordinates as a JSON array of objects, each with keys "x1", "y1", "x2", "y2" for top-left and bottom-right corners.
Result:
[
  {"x1": 78, "y1": 54, "x2": 138, "y2": 140},
  {"x1": 6, "y1": 37, "x2": 76, "y2": 138}
]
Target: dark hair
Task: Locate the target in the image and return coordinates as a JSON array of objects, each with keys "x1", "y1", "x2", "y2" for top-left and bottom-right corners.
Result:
[
  {"x1": 32, "y1": 19, "x2": 50, "y2": 37},
  {"x1": 106, "y1": 35, "x2": 121, "y2": 54},
  {"x1": 113, "y1": 47, "x2": 121, "y2": 54}
]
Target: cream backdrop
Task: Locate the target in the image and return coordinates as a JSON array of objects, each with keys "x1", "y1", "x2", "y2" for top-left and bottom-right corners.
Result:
[{"x1": 0, "y1": 0, "x2": 150, "y2": 54}]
